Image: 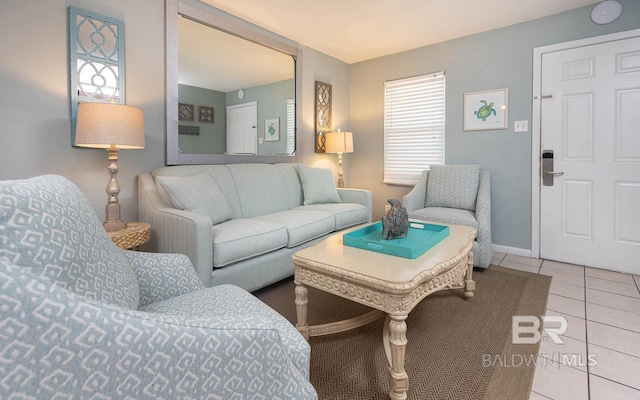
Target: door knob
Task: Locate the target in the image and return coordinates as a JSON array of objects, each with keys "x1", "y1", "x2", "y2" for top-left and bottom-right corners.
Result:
[{"x1": 542, "y1": 150, "x2": 564, "y2": 186}]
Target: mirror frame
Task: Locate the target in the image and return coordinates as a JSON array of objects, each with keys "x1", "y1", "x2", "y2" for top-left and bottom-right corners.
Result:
[{"x1": 166, "y1": 0, "x2": 303, "y2": 165}]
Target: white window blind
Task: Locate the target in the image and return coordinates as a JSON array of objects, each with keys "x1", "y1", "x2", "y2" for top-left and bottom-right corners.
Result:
[
  {"x1": 286, "y1": 98, "x2": 295, "y2": 154},
  {"x1": 384, "y1": 72, "x2": 445, "y2": 185}
]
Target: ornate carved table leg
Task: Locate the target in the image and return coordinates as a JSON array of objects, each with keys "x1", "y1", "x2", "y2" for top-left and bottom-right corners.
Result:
[
  {"x1": 295, "y1": 282, "x2": 310, "y2": 340},
  {"x1": 464, "y1": 250, "x2": 476, "y2": 300},
  {"x1": 383, "y1": 314, "x2": 409, "y2": 400}
]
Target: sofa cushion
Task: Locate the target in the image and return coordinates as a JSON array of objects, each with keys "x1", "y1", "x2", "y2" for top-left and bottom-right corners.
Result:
[
  {"x1": 425, "y1": 165, "x2": 480, "y2": 211},
  {"x1": 0, "y1": 175, "x2": 139, "y2": 310},
  {"x1": 226, "y1": 164, "x2": 297, "y2": 218},
  {"x1": 212, "y1": 219, "x2": 288, "y2": 267},
  {"x1": 298, "y1": 164, "x2": 342, "y2": 205},
  {"x1": 408, "y1": 207, "x2": 479, "y2": 231},
  {"x1": 296, "y1": 203, "x2": 369, "y2": 230},
  {"x1": 254, "y1": 210, "x2": 335, "y2": 247},
  {"x1": 157, "y1": 172, "x2": 233, "y2": 225},
  {"x1": 139, "y1": 284, "x2": 311, "y2": 380},
  {"x1": 274, "y1": 163, "x2": 305, "y2": 209}
]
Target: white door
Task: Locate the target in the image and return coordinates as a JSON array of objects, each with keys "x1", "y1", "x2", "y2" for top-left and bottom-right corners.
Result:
[
  {"x1": 540, "y1": 36, "x2": 640, "y2": 275},
  {"x1": 227, "y1": 101, "x2": 257, "y2": 154}
]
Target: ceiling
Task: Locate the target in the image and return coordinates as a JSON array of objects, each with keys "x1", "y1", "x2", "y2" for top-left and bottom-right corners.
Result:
[
  {"x1": 179, "y1": 16, "x2": 293, "y2": 92},
  {"x1": 200, "y1": 0, "x2": 602, "y2": 64}
]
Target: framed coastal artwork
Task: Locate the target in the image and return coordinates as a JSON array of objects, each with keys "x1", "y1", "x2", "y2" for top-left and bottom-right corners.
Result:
[
  {"x1": 264, "y1": 117, "x2": 280, "y2": 141},
  {"x1": 463, "y1": 88, "x2": 508, "y2": 131}
]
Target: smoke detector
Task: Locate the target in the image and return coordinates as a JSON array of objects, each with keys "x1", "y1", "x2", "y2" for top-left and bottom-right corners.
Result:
[{"x1": 591, "y1": 0, "x2": 622, "y2": 24}]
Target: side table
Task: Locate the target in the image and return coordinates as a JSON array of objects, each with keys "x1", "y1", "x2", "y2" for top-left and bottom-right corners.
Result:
[{"x1": 108, "y1": 222, "x2": 151, "y2": 250}]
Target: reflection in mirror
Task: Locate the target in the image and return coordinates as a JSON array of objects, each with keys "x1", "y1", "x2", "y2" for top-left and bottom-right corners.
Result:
[
  {"x1": 166, "y1": 0, "x2": 302, "y2": 165},
  {"x1": 178, "y1": 17, "x2": 294, "y2": 155}
]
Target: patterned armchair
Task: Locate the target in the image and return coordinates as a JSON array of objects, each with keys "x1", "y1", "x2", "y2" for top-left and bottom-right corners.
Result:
[
  {"x1": 0, "y1": 175, "x2": 317, "y2": 399},
  {"x1": 402, "y1": 165, "x2": 492, "y2": 268}
]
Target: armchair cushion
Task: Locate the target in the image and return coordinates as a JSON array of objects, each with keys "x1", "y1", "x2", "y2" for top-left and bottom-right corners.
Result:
[
  {"x1": 0, "y1": 174, "x2": 139, "y2": 310},
  {"x1": 298, "y1": 164, "x2": 342, "y2": 205},
  {"x1": 425, "y1": 164, "x2": 480, "y2": 211},
  {"x1": 139, "y1": 283, "x2": 312, "y2": 380},
  {"x1": 157, "y1": 172, "x2": 233, "y2": 225},
  {"x1": 408, "y1": 207, "x2": 479, "y2": 230},
  {"x1": 123, "y1": 251, "x2": 204, "y2": 307},
  {"x1": 0, "y1": 259, "x2": 317, "y2": 399}
]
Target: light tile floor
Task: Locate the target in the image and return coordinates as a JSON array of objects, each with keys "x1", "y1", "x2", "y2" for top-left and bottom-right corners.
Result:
[{"x1": 490, "y1": 252, "x2": 640, "y2": 400}]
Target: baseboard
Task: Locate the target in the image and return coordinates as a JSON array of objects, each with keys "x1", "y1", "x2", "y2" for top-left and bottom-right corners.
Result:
[{"x1": 492, "y1": 244, "x2": 533, "y2": 258}]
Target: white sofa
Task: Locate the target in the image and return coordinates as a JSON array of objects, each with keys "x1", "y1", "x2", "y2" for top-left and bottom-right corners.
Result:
[{"x1": 138, "y1": 163, "x2": 372, "y2": 291}]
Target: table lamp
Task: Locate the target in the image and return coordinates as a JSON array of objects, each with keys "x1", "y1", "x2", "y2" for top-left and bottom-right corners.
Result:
[
  {"x1": 75, "y1": 102, "x2": 145, "y2": 231},
  {"x1": 325, "y1": 130, "x2": 354, "y2": 188}
]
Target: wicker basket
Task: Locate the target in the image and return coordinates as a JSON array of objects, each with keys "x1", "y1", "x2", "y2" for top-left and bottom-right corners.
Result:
[{"x1": 108, "y1": 222, "x2": 151, "y2": 249}]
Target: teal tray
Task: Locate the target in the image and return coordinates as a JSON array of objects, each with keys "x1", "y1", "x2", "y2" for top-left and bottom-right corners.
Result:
[{"x1": 343, "y1": 221, "x2": 449, "y2": 259}]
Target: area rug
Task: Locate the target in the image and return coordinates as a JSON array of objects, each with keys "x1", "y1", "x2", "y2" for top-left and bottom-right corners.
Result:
[{"x1": 255, "y1": 265, "x2": 551, "y2": 400}]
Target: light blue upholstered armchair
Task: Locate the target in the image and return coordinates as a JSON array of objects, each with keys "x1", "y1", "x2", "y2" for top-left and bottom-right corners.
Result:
[
  {"x1": 0, "y1": 175, "x2": 317, "y2": 399},
  {"x1": 402, "y1": 165, "x2": 492, "y2": 268}
]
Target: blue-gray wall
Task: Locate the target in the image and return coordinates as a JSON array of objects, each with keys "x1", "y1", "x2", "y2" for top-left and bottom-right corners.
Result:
[
  {"x1": 0, "y1": 0, "x2": 166, "y2": 223},
  {"x1": 178, "y1": 84, "x2": 226, "y2": 154},
  {"x1": 349, "y1": 0, "x2": 640, "y2": 252},
  {"x1": 2, "y1": 0, "x2": 638, "y2": 253},
  {"x1": 226, "y1": 79, "x2": 294, "y2": 155},
  {"x1": 0, "y1": 0, "x2": 348, "y2": 223}
]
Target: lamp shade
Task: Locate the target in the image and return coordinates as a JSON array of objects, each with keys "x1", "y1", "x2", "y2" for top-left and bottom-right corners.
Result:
[
  {"x1": 75, "y1": 103, "x2": 145, "y2": 149},
  {"x1": 325, "y1": 131, "x2": 354, "y2": 154}
]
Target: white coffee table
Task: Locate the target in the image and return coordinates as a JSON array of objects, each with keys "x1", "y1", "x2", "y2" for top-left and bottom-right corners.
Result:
[{"x1": 292, "y1": 221, "x2": 476, "y2": 400}]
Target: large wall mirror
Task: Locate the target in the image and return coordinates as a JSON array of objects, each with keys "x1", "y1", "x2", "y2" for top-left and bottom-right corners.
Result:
[{"x1": 166, "y1": 0, "x2": 302, "y2": 165}]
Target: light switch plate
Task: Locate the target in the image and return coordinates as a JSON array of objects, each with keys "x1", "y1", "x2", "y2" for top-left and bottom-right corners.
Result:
[{"x1": 514, "y1": 120, "x2": 528, "y2": 132}]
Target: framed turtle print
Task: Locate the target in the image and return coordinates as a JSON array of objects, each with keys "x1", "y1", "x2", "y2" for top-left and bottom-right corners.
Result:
[
  {"x1": 264, "y1": 117, "x2": 280, "y2": 141},
  {"x1": 463, "y1": 88, "x2": 508, "y2": 131}
]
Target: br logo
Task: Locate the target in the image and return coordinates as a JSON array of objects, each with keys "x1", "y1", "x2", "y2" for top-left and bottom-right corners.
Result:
[{"x1": 512, "y1": 316, "x2": 568, "y2": 344}]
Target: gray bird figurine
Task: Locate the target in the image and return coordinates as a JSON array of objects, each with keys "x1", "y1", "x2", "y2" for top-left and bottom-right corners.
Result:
[{"x1": 381, "y1": 198, "x2": 409, "y2": 240}]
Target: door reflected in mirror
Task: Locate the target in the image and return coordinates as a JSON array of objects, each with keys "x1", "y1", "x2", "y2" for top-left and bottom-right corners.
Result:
[{"x1": 177, "y1": 16, "x2": 295, "y2": 156}]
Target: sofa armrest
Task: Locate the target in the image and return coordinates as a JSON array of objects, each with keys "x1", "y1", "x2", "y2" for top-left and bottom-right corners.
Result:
[
  {"x1": 138, "y1": 174, "x2": 214, "y2": 286},
  {"x1": 337, "y1": 188, "x2": 373, "y2": 222},
  {"x1": 0, "y1": 259, "x2": 317, "y2": 400},
  {"x1": 402, "y1": 170, "x2": 429, "y2": 212},
  {"x1": 123, "y1": 250, "x2": 205, "y2": 307}
]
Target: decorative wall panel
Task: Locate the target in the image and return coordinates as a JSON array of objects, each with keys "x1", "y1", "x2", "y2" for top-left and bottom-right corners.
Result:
[
  {"x1": 69, "y1": 7, "x2": 125, "y2": 146},
  {"x1": 315, "y1": 81, "x2": 332, "y2": 153}
]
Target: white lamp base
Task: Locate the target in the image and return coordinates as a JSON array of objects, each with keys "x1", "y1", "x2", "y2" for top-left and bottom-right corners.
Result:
[{"x1": 337, "y1": 152, "x2": 345, "y2": 188}]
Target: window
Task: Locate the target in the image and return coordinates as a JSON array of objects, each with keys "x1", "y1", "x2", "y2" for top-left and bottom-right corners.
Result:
[
  {"x1": 383, "y1": 72, "x2": 445, "y2": 185},
  {"x1": 286, "y1": 98, "x2": 295, "y2": 154}
]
